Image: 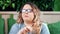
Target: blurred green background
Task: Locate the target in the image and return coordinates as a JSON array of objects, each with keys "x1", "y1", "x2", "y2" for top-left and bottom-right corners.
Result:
[{"x1": 0, "y1": 0, "x2": 60, "y2": 11}]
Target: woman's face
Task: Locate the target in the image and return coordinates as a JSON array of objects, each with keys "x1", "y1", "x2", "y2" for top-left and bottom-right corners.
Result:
[{"x1": 22, "y1": 4, "x2": 34, "y2": 22}]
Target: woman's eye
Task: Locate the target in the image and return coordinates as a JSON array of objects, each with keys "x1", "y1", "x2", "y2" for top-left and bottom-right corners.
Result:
[
  {"x1": 27, "y1": 10, "x2": 31, "y2": 12},
  {"x1": 22, "y1": 10, "x2": 26, "y2": 12},
  {"x1": 22, "y1": 9, "x2": 32, "y2": 13}
]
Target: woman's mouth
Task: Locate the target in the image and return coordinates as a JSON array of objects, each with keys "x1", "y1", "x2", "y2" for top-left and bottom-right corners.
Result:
[{"x1": 25, "y1": 15, "x2": 29, "y2": 17}]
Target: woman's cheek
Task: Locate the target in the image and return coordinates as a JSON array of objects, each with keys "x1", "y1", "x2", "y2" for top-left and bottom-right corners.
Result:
[{"x1": 30, "y1": 14, "x2": 34, "y2": 20}]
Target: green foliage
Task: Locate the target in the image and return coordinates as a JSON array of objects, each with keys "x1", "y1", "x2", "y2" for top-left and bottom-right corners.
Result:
[
  {"x1": 48, "y1": 21, "x2": 60, "y2": 34},
  {"x1": 17, "y1": 0, "x2": 54, "y2": 11},
  {"x1": 0, "y1": 15, "x2": 5, "y2": 34},
  {"x1": 54, "y1": 0, "x2": 60, "y2": 11},
  {"x1": 0, "y1": 0, "x2": 15, "y2": 11},
  {"x1": 0, "y1": 0, "x2": 54, "y2": 11}
]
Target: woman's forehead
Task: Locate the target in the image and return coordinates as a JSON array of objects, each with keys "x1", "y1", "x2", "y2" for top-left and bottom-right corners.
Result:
[{"x1": 23, "y1": 4, "x2": 32, "y2": 9}]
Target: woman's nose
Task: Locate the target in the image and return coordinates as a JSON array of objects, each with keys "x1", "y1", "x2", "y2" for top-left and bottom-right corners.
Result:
[{"x1": 25, "y1": 11, "x2": 28, "y2": 14}]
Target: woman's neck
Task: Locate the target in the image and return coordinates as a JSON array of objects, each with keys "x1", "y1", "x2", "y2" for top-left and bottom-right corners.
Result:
[{"x1": 24, "y1": 21, "x2": 33, "y2": 26}]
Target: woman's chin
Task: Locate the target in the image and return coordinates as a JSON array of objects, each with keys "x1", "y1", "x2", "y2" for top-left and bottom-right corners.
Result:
[
  {"x1": 23, "y1": 18, "x2": 32, "y2": 21},
  {"x1": 24, "y1": 19, "x2": 31, "y2": 21}
]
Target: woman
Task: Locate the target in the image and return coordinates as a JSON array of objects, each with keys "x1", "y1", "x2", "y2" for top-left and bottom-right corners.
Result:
[{"x1": 9, "y1": 2, "x2": 50, "y2": 34}]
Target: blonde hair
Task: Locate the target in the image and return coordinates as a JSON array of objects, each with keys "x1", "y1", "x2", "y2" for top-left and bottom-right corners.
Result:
[{"x1": 17, "y1": 2, "x2": 42, "y2": 34}]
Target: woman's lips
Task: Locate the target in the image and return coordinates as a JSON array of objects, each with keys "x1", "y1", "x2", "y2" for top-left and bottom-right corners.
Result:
[{"x1": 25, "y1": 15, "x2": 29, "y2": 17}]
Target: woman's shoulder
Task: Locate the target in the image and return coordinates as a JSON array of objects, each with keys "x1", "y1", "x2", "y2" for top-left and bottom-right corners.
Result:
[
  {"x1": 42, "y1": 23, "x2": 48, "y2": 27},
  {"x1": 41, "y1": 23, "x2": 50, "y2": 34},
  {"x1": 12, "y1": 23, "x2": 19, "y2": 26},
  {"x1": 41, "y1": 23, "x2": 48, "y2": 30},
  {"x1": 11, "y1": 23, "x2": 19, "y2": 28},
  {"x1": 12, "y1": 23, "x2": 24, "y2": 28},
  {"x1": 9, "y1": 23, "x2": 19, "y2": 34}
]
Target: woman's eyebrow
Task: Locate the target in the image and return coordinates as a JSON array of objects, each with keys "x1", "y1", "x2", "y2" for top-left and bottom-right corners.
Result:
[{"x1": 24, "y1": 9, "x2": 32, "y2": 10}]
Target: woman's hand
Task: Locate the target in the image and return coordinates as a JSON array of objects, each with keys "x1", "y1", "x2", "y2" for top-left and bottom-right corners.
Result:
[{"x1": 17, "y1": 27, "x2": 30, "y2": 34}]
